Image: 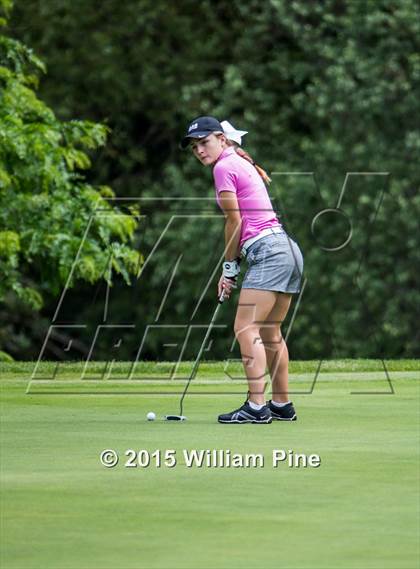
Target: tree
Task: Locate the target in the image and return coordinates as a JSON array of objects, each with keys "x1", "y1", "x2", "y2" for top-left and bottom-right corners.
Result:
[
  {"x1": 0, "y1": 0, "x2": 142, "y2": 358},
  {"x1": 5, "y1": 0, "x2": 420, "y2": 360}
]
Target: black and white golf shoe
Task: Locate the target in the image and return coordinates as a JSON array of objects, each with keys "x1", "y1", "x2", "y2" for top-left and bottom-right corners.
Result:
[
  {"x1": 218, "y1": 402, "x2": 272, "y2": 424},
  {"x1": 267, "y1": 400, "x2": 297, "y2": 421}
]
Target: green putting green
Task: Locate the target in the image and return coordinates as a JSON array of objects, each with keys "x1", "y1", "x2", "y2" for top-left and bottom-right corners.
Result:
[{"x1": 1, "y1": 361, "x2": 419, "y2": 569}]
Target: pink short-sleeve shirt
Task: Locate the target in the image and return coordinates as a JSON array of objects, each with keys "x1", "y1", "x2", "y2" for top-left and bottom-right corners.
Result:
[{"x1": 212, "y1": 147, "x2": 281, "y2": 247}]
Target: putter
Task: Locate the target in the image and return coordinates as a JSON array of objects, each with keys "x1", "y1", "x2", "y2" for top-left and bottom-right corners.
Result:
[{"x1": 165, "y1": 289, "x2": 226, "y2": 421}]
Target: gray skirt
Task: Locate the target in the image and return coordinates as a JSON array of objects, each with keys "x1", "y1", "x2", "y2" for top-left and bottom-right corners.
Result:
[{"x1": 241, "y1": 231, "x2": 304, "y2": 293}]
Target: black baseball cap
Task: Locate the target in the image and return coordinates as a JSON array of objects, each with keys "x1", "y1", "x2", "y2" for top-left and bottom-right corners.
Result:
[{"x1": 180, "y1": 116, "x2": 223, "y2": 149}]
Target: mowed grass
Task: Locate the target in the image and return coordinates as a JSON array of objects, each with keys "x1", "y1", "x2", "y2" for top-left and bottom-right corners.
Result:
[{"x1": 1, "y1": 360, "x2": 419, "y2": 569}]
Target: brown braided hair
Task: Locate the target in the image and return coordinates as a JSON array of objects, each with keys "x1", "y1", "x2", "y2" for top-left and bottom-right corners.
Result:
[{"x1": 225, "y1": 141, "x2": 271, "y2": 185}]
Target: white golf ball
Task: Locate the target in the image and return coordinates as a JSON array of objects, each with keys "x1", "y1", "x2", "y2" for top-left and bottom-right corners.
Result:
[{"x1": 147, "y1": 412, "x2": 156, "y2": 421}]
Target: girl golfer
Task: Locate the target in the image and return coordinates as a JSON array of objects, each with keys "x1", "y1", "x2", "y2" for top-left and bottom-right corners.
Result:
[{"x1": 181, "y1": 116, "x2": 303, "y2": 424}]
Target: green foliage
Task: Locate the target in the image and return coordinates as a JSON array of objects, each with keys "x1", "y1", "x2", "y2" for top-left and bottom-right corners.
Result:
[
  {"x1": 4, "y1": 0, "x2": 420, "y2": 359},
  {"x1": 0, "y1": 349, "x2": 14, "y2": 362},
  {"x1": 0, "y1": 17, "x2": 142, "y2": 319}
]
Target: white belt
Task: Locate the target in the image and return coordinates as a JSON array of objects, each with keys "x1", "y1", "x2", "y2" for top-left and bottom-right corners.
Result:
[{"x1": 240, "y1": 226, "x2": 284, "y2": 257}]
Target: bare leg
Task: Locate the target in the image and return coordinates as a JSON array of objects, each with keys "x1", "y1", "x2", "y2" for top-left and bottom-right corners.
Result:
[
  {"x1": 259, "y1": 293, "x2": 292, "y2": 403},
  {"x1": 234, "y1": 289, "x2": 278, "y2": 405}
]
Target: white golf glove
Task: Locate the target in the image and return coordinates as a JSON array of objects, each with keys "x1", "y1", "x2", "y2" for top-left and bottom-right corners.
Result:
[
  {"x1": 222, "y1": 259, "x2": 241, "y2": 279},
  {"x1": 218, "y1": 258, "x2": 241, "y2": 299}
]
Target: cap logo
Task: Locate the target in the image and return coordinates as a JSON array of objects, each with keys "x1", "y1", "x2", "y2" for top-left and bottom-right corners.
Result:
[{"x1": 188, "y1": 122, "x2": 198, "y2": 132}]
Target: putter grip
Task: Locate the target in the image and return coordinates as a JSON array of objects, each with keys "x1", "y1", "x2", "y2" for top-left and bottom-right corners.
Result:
[{"x1": 218, "y1": 289, "x2": 226, "y2": 304}]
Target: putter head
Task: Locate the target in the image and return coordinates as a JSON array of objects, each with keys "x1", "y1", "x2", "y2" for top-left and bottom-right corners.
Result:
[{"x1": 165, "y1": 415, "x2": 187, "y2": 421}]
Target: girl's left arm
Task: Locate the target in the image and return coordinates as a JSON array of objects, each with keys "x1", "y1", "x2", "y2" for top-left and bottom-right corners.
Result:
[{"x1": 219, "y1": 191, "x2": 242, "y2": 260}]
